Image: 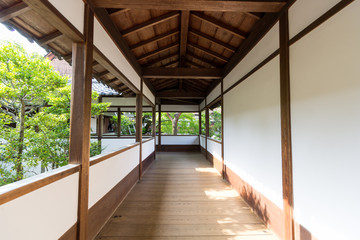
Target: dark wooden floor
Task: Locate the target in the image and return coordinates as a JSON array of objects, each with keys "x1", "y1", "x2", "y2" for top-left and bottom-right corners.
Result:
[{"x1": 96, "y1": 152, "x2": 278, "y2": 240}]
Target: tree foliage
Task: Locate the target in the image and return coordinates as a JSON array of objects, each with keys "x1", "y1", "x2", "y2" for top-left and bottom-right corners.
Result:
[
  {"x1": 0, "y1": 42, "x2": 109, "y2": 186},
  {"x1": 161, "y1": 112, "x2": 199, "y2": 135}
]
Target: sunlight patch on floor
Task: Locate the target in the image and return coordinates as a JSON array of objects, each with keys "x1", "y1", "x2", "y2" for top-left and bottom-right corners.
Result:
[{"x1": 205, "y1": 189, "x2": 239, "y2": 200}]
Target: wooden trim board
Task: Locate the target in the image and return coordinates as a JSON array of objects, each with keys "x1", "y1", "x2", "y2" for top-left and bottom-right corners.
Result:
[{"x1": 156, "y1": 145, "x2": 200, "y2": 152}]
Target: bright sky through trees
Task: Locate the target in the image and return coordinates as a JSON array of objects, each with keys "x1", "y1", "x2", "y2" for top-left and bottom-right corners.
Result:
[{"x1": 0, "y1": 23, "x2": 46, "y2": 55}]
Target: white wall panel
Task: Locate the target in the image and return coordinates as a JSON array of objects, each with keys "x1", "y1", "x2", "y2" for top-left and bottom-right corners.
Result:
[
  {"x1": 161, "y1": 136, "x2": 199, "y2": 145},
  {"x1": 0, "y1": 169, "x2": 79, "y2": 240},
  {"x1": 142, "y1": 139, "x2": 155, "y2": 160},
  {"x1": 200, "y1": 100, "x2": 205, "y2": 110},
  {"x1": 224, "y1": 57, "x2": 282, "y2": 208},
  {"x1": 49, "y1": 0, "x2": 84, "y2": 34},
  {"x1": 143, "y1": 84, "x2": 155, "y2": 105},
  {"x1": 161, "y1": 105, "x2": 199, "y2": 112},
  {"x1": 94, "y1": 19, "x2": 141, "y2": 90},
  {"x1": 99, "y1": 139, "x2": 136, "y2": 155},
  {"x1": 102, "y1": 97, "x2": 136, "y2": 106},
  {"x1": 206, "y1": 139, "x2": 221, "y2": 160},
  {"x1": 289, "y1": 0, "x2": 340, "y2": 39},
  {"x1": 200, "y1": 136, "x2": 206, "y2": 148},
  {"x1": 290, "y1": 2, "x2": 360, "y2": 239},
  {"x1": 89, "y1": 145, "x2": 139, "y2": 207},
  {"x1": 224, "y1": 23, "x2": 279, "y2": 91},
  {"x1": 206, "y1": 83, "x2": 221, "y2": 105}
]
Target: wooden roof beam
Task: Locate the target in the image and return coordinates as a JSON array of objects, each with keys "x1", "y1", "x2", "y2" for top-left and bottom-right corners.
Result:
[
  {"x1": 130, "y1": 29, "x2": 179, "y2": 51},
  {"x1": 188, "y1": 42, "x2": 229, "y2": 63},
  {"x1": 109, "y1": 8, "x2": 130, "y2": 17},
  {"x1": 122, "y1": 11, "x2": 180, "y2": 38},
  {"x1": 189, "y1": 29, "x2": 237, "y2": 52},
  {"x1": 92, "y1": 0, "x2": 286, "y2": 12},
  {"x1": 192, "y1": 12, "x2": 247, "y2": 39},
  {"x1": 138, "y1": 42, "x2": 179, "y2": 62},
  {"x1": 187, "y1": 52, "x2": 221, "y2": 68},
  {"x1": 179, "y1": 10, "x2": 190, "y2": 67},
  {"x1": 0, "y1": 2, "x2": 30, "y2": 23},
  {"x1": 186, "y1": 60, "x2": 205, "y2": 68},
  {"x1": 142, "y1": 53, "x2": 179, "y2": 67},
  {"x1": 143, "y1": 67, "x2": 222, "y2": 79},
  {"x1": 162, "y1": 60, "x2": 179, "y2": 68},
  {"x1": 38, "y1": 31, "x2": 63, "y2": 46},
  {"x1": 157, "y1": 91, "x2": 206, "y2": 99}
]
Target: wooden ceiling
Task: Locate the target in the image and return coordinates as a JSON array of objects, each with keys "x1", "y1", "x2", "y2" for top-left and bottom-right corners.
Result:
[{"x1": 0, "y1": 0, "x2": 290, "y2": 104}]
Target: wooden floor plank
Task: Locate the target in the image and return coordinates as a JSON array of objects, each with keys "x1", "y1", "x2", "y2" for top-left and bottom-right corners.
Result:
[{"x1": 95, "y1": 152, "x2": 278, "y2": 240}]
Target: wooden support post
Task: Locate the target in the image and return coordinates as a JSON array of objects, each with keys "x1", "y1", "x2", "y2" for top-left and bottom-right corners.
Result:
[
  {"x1": 152, "y1": 106, "x2": 156, "y2": 159},
  {"x1": 280, "y1": 11, "x2": 294, "y2": 240},
  {"x1": 198, "y1": 110, "x2": 202, "y2": 136},
  {"x1": 97, "y1": 96, "x2": 103, "y2": 148},
  {"x1": 136, "y1": 80, "x2": 143, "y2": 180},
  {"x1": 221, "y1": 79, "x2": 225, "y2": 179},
  {"x1": 158, "y1": 104, "x2": 162, "y2": 151},
  {"x1": 68, "y1": 4, "x2": 93, "y2": 240},
  {"x1": 205, "y1": 99, "x2": 209, "y2": 159},
  {"x1": 117, "y1": 107, "x2": 121, "y2": 137}
]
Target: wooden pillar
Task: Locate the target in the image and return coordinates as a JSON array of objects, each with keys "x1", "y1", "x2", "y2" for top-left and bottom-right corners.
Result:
[
  {"x1": 117, "y1": 107, "x2": 121, "y2": 137},
  {"x1": 152, "y1": 106, "x2": 156, "y2": 159},
  {"x1": 68, "y1": 4, "x2": 93, "y2": 240},
  {"x1": 136, "y1": 80, "x2": 143, "y2": 180},
  {"x1": 280, "y1": 11, "x2": 294, "y2": 240},
  {"x1": 221, "y1": 79, "x2": 225, "y2": 179},
  {"x1": 198, "y1": 110, "x2": 201, "y2": 136},
  {"x1": 158, "y1": 103, "x2": 162, "y2": 151},
  {"x1": 205, "y1": 99, "x2": 209, "y2": 159}
]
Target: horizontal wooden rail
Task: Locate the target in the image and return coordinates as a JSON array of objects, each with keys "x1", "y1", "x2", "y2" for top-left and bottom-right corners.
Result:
[
  {"x1": 207, "y1": 137, "x2": 222, "y2": 144},
  {"x1": 142, "y1": 137, "x2": 155, "y2": 144},
  {"x1": 0, "y1": 164, "x2": 80, "y2": 205},
  {"x1": 90, "y1": 142, "x2": 140, "y2": 166}
]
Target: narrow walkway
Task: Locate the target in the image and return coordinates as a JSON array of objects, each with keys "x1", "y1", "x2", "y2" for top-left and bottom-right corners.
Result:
[{"x1": 96, "y1": 152, "x2": 278, "y2": 240}]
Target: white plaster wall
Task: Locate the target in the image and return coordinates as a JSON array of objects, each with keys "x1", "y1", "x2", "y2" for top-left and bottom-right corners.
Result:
[
  {"x1": 89, "y1": 145, "x2": 139, "y2": 207},
  {"x1": 94, "y1": 19, "x2": 141, "y2": 90},
  {"x1": 143, "y1": 84, "x2": 155, "y2": 105},
  {"x1": 200, "y1": 136, "x2": 206, "y2": 148},
  {"x1": 142, "y1": 139, "x2": 155, "y2": 161},
  {"x1": 99, "y1": 139, "x2": 136, "y2": 155},
  {"x1": 49, "y1": 0, "x2": 84, "y2": 34},
  {"x1": 290, "y1": 2, "x2": 360, "y2": 239},
  {"x1": 224, "y1": 23, "x2": 279, "y2": 91},
  {"x1": 160, "y1": 105, "x2": 199, "y2": 112},
  {"x1": 289, "y1": 0, "x2": 341, "y2": 39},
  {"x1": 102, "y1": 97, "x2": 136, "y2": 106},
  {"x1": 206, "y1": 83, "x2": 221, "y2": 105},
  {"x1": 91, "y1": 117, "x2": 97, "y2": 133},
  {"x1": 207, "y1": 139, "x2": 221, "y2": 160},
  {"x1": 224, "y1": 57, "x2": 283, "y2": 208},
  {"x1": 0, "y1": 169, "x2": 79, "y2": 240},
  {"x1": 160, "y1": 136, "x2": 199, "y2": 145},
  {"x1": 200, "y1": 100, "x2": 205, "y2": 110}
]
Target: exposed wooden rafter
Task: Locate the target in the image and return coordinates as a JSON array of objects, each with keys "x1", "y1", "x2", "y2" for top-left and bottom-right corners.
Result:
[
  {"x1": 179, "y1": 10, "x2": 190, "y2": 66},
  {"x1": 143, "y1": 67, "x2": 222, "y2": 79},
  {"x1": 187, "y1": 52, "x2": 221, "y2": 68},
  {"x1": 191, "y1": 12, "x2": 247, "y2": 39},
  {"x1": 188, "y1": 42, "x2": 229, "y2": 62},
  {"x1": 186, "y1": 60, "x2": 205, "y2": 68},
  {"x1": 121, "y1": 11, "x2": 180, "y2": 38},
  {"x1": 142, "y1": 53, "x2": 178, "y2": 67},
  {"x1": 37, "y1": 31, "x2": 63, "y2": 46},
  {"x1": 130, "y1": 29, "x2": 179, "y2": 50},
  {"x1": 137, "y1": 42, "x2": 179, "y2": 62},
  {"x1": 157, "y1": 91, "x2": 205, "y2": 99},
  {"x1": 162, "y1": 59, "x2": 179, "y2": 68},
  {"x1": 189, "y1": 29, "x2": 237, "y2": 52},
  {"x1": 109, "y1": 8, "x2": 130, "y2": 17},
  {"x1": 92, "y1": 0, "x2": 286, "y2": 12},
  {"x1": 0, "y1": 2, "x2": 30, "y2": 23}
]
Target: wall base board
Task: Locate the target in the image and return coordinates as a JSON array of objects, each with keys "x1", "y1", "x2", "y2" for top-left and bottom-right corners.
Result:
[
  {"x1": 142, "y1": 151, "x2": 155, "y2": 174},
  {"x1": 59, "y1": 222, "x2": 77, "y2": 240},
  {"x1": 156, "y1": 145, "x2": 200, "y2": 152}
]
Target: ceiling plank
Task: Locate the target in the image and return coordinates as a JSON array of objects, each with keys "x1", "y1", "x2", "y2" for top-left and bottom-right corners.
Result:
[
  {"x1": 109, "y1": 8, "x2": 130, "y2": 17},
  {"x1": 92, "y1": 8, "x2": 142, "y2": 76},
  {"x1": 0, "y1": 2, "x2": 30, "y2": 23},
  {"x1": 92, "y1": 0, "x2": 286, "y2": 12},
  {"x1": 96, "y1": 70, "x2": 110, "y2": 78},
  {"x1": 143, "y1": 67, "x2": 222, "y2": 79},
  {"x1": 157, "y1": 91, "x2": 206, "y2": 99},
  {"x1": 162, "y1": 60, "x2": 179, "y2": 68},
  {"x1": 192, "y1": 12, "x2": 247, "y2": 39},
  {"x1": 189, "y1": 28, "x2": 237, "y2": 52},
  {"x1": 142, "y1": 53, "x2": 178, "y2": 67},
  {"x1": 130, "y1": 29, "x2": 179, "y2": 50},
  {"x1": 186, "y1": 60, "x2": 205, "y2": 68},
  {"x1": 187, "y1": 52, "x2": 221, "y2": 68},
  {"x1": 121, "y1": 11, "x2": 180, "y2": 38},
  {"x1": 37, "y1": 31, "x2": 63, "y2": 46},
  {"x1": 188, "y1": 42, "x2": 229, "y2": 62},
  {"x1": 137, "y1": 42, "x2": 179, "y2": 62},
  {"x1": 179, "y1": 10, "x2": 190, "y2": 67}
]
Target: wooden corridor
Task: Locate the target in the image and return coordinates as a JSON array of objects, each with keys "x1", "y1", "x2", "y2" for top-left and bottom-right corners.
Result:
[{"x1": 95, "y1": 152, "x2": 278, "y2": 240}]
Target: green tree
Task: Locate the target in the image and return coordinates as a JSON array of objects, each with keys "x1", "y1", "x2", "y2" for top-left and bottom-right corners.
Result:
[
  {"x1": 0, "y1": 42, "x2": 110, "y2": 185},
  {"x1": 0, "y1": 42, "x2": 67, "y2": 180},
  {"x1": 209, "y1": 107, "x2": 222, "y2": 140},
  {"x1": 161, "y1": 112, "x2": 199, "y2": 135}
]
